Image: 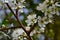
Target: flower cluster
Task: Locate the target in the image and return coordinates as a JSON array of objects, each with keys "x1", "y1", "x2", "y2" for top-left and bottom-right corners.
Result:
[
  {"x1": 36, "y1": 0, "x2": 60, "y2": 32},
  {"x1": 0, "y1": 0, "x2": 26, "y2": 13},
  {"x1": 25, "y1": 14, "x2": 52, "y2": 32},
  {"x1": 36, "y1": 0, "x2": 60, "y2": 16},
  {"x1": 11, "y1": 28, "x2": 35, "y2": 40},
  {"x1": 11, "y1": 28, "x2": 25, "y2": 40},
  {"x1": 25, "y1": 0, "x2": 60, "y2": 32},
  {"x1": 38, "y1": 16, "x2": 52, "y2": 28}
]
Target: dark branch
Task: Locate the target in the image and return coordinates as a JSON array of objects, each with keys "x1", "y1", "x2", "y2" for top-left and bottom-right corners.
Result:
[
  {"x1": 28, "y1": 23, "x2": 37, "y2": 34},
  {"x1": 5, "y1": 3, "x2": 16, "y2": 16},
  {"x1": 5, "y1": 3, "x2": 28, "y2": 34},
  {"x1": 0, "y1": 26, "x2": 21, "y2": 31}
]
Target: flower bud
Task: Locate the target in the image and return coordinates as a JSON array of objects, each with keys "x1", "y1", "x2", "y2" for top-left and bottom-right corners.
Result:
[{"x1": 25, "y1": 27, "x2": 30, "y2": 31}]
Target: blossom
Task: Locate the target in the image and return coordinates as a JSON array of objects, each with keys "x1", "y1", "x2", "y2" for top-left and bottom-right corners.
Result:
[
  {"x1": 4, "y1": 0, "x2": 9, "y2": 3},
  {"x1": 11, "y1": 28, "x2": 24, "y2": 40},
  {"x1": 36, "y1": 2, "x2": 47, "y2": 12},
  {"x1": 18, "y1": 9, "x2": 24, "y2": 13},
  {"x1": 38, "y1": 16, "x2": 46, "y2": 28},
  {"x1": 25, "y1": 14, "x2": 37, "y2": 26},
  {"x1": 38, "y1": 16, "x2": 52, "y2": 28},
  {"x1": 36, "y1": 0, "x2": 59, "y2": 16},
  {"x1": 18, "y1": 3, "x2": 25, "y2": 8}
]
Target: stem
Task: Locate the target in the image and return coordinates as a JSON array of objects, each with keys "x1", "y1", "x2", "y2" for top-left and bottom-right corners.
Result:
[
  {"x1": 16, "y1": 0, "x2": 18, "y2": 16},
  {"x1": 28, "y1": 23, "x2": 37, "y2": 34}
]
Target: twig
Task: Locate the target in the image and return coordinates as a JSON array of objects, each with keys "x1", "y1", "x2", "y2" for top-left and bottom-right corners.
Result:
[
  {"x1": 16, "y1": 0, "x2": 18, "y2": 16},
  {"x1": 28, "y1": 23, "x2": 37, "y2": 34},
  {"x1": 16, "y1": 0, "x2": 18, "y2": 4},
  {"x1": 5, "y1": 3, "x2": 16, "y2": 16},
  {"x1": 0, "y1": 26, "x2": 21, "y2": 31}
]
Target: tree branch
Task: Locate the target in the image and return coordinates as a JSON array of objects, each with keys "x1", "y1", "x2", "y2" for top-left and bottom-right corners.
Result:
[
  {"x1": 5, "y1": 3, "x2": 35, "y2": 40},
  {"x1": 28, "y1": 23, "x2": 37, "y2": 34},
  {"x1": 0, "y1": 26, "x2": 21, "y2": 31},
  {"x1": 5, "y1": 3, "x2": 16, "y2": 16},
  {"x1": 5, "y1": 3, "x2": 28, "y2": 34}
]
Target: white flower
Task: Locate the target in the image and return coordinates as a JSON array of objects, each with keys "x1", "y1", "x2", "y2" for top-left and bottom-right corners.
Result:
[
  {"x1": 18, "y1": 3, "x2": 25, "y2": 8},
  {"x1": 36, "y1": 0, "x2": 48, "y2": 12},
  {"x1": 18, "y1": 5, "x2": 25, "y2": 8},
  {"x1": 25, "y1": 20, "x2": 32, "y2": 26},
  {"x1": 48, "y1": 14, "x2": 53, "y2": 18},
  {"x1": 27, "y1": 14, "x2": 36, "y2": 20},
  {"x1": 25, "y1": 14, "x2": 37, "y2": 26},
  {"x1": 11, "y1": 28, "x2": 24, "y2": 40},
  {"x1": 30, "y1": 32, "x2": 34, "y2": 36},
  {"x1": 36, "y1": 3, "x2": 47, "y2": 12},
  {"x1": 38, "y1": 16, "x2": 46, "y2": 27},
  {"x1": 16, "y1": 1, "x2": 25, "y2": 9},
  {"x1": 19, "y1": 9, "x2": 24, "y2": 13},
  {"x1": 36, "y1": 0, "x2": 59, "y2": 16},
  {"x1": 23, "y1": 37, "x2": 27, "y2": 40},
  {"x1": 4, "y1": 0, "x2": 9, "y2": 3},
  {"x1": 49, "y1": 19, "x2": 52, "y2": 23},
  {"x1": 38, "y1": 16, "x2": 52, "y2": 28},
  {"x1": 38, "y1": 23, "x2": 46, "y2": 28}
]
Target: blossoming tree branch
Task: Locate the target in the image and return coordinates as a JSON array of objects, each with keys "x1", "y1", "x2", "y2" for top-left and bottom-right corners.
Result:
[{"x1": 0, "y1": 0, "x2": 60, "y2": 40}]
